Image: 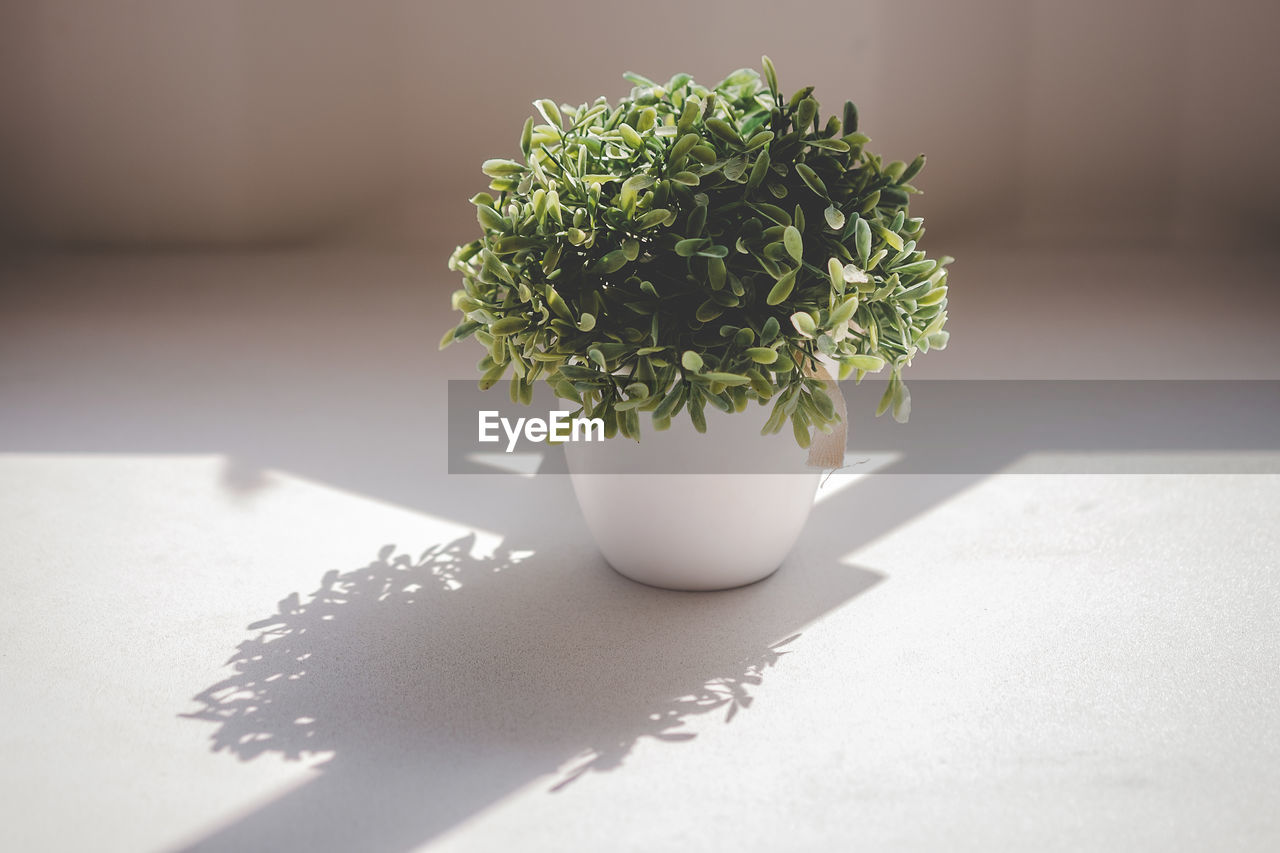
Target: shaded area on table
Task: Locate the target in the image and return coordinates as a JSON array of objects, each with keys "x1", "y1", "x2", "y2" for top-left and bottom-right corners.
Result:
[{"x1": 178, "y1": 522, "x2": 883, "y2": 852}]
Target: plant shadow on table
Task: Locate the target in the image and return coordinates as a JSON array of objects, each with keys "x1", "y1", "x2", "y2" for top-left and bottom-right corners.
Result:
[{"x1": 177, "y1": 466, "x2": 975, "y2": 853}]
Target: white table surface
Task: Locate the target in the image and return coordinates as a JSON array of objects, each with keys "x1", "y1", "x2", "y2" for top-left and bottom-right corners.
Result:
[{"x1": 2, "y1": 247, "x2": 1278, "y2": 852}]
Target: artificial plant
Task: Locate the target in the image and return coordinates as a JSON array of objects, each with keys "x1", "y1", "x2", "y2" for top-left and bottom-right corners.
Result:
[{"x1": 444, "y1": 58, "x2": 950, "y2": 446}]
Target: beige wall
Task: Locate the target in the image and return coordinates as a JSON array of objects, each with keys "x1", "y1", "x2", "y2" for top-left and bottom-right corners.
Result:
[{"x1": 2, "y1": 0, "x2": 1277, "y2": 249}]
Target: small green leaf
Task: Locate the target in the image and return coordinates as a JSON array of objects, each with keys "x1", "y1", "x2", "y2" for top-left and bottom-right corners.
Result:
[
  {"x1": 637, "y1": 209, "x2": 670, "y2": 229},
  {"x1": 591, "y1": 250, "x2": 628, "y2": 274},
  {"x1": 753, "y1": 202, "x2": 791, "y2": 226},
  {"x1": 670, "y1": 132, "x2": 700, "y2": 163},
  {"x1": 797, "y1": 98, "x2": 817, "y2": 131},
  {"x1": 843, "y1": 264, "x2": 870, "y2": 286},
  {"x1": 876, "y1": 376, "x2": 896, "y2": 416},
  {"x1": 762, "y1": 398, "x2": 788, "y2": 434},
  {"x1": 453, "y1": 293, "x2": 484, "y2": 313},
  {"x1": 654, "y1": 383, "x2": 685, "y2": 419},
  {"x1": 810, "y1": 387, "x2": 836, "y2": 421},
  {"x1": 846, "y1": 354, "x2": 885, "y2": 371},
  {"x1": 766, "y1": 268, "x2": 797, "y2": 305},
  {"x1": 493, "y1": 235, "x2": 540, "y2": 254},
  {"x1": 711, "y1": 286, "x2": 742, "y2": 307},
  {"x1": 681, "y1": 350, "x2": 704, "y2": 372},
  {"x1": 481, "y1": 158, "x2": 523, "y2": 177},
  {"x1": 783, "y1": 225, "x2": 803, "y2": 262},
  {"x1": 690, "y1": 145, "x2": 717, "y2": 164},
  {"x1": 788, "y1": 86, "x2": 815, "y2": 111},
  {"x1": 535, "y1": 99, "x2": 562, "y2": 128},
  {"x1": 789, "y1": 311, "x2": 816, "y2": 337},
  {"x1": 620, "y1": 174, "x2": 655, "y2": 215},
  {"x1": 481, "y1": 249, "x2": 515, "y2": 285},
  {"x1": 544, "y1": 286, "x2": 573, "y2": 320},
  {"x1": 479, "y1": 362, "x2": 507, "y2": 390},
  {"x1": 675, "y1": 238, "x2": 708, "y2": 257},
  {"x1": 795, "y1": 162, "x2": 828, "y2": 197},
  {"x1": 824, "y1": 205, "x2": 845, "y2": 231},
  {"x1": 747, "y1": 347, "x2": 778, "y2": 364},
  {"x1": 701, "y1": 372, "x2": 751, "y2": 385},
  {"x1": 747, "y1": 369, "x2": 773, "y2": 398},
  {"x1": 874, "y1": 224, "x2": 904, "y2": 252},
  {"x1": 520, "y1": 117, "x2": 534, "y2": 155},
  {"x1": 678, "y1": 99, "x2": 702, "y2": 133},
  {"x1": 708, "y1": 256, "x2": 726, "y2": 290},
  {"x1": 559, "y1": 364, "x2": 602, "y2": 381},
  {"x1": 747, "y1": 148, "x2": 771, "y2": 189},
  {"x1": 893, "y1": 259, "x2": 937, "y2": 280},
  {"x1": 827, "y1": 256, "x2": 845, "y2": 290},
  {"x1": 808, "y1": 137, "x2": 850, "y2": 152},
  {"x1": 842, "y1": 101, "x2": 858, "y2": 134},
  {"x1": 705, "y1": 118, "x2": 741, "y2": 145},
  {"x1": 687, "y1": 204, "x2": 708, "y2": 236},
  {"x1": 900, "y1": 153, "x2": 926, "y2": 184},
  {"x1": 792, "y1": 414, "x2": 811, "y2": 448},
  {"x1": 855, "y1": 217, "x2": 871, "y2": 264},
  {"x1": 761, "y1": 316, "x2": 780, "y2": 343},
  {"x1": 689, "y1": 393, "x2": 707, "y2": 433},
  {"x1": 619, "y1": 123, "x2": 644, "y2": 149},
  {"x1": 829, "y1": 296, "x2": 859, "y2": 328},
  {"x1": 723, "y1": 155, "x2": 749, "y2": 181},
  {"x1": 491, "y1": 316, "x2": 529, "y2": 336},
  {"x1": 841, "y1": 212, "x2": 860, "y2": 240},
  {"x1": 893, "y1": 377, "x2": 911, "y2": 423},
  {"x1": 917, "y1": 285, "x2": 947, "y2": 307},
  {"x1": 762, "y1": 55, "x2": 778, "y2": 94},
  {"x1": 695, "y1": 300, "x2": 723, "y2": 322},
  {"x1": 477, "y1": 205, "x2": 506, "y2": 231},
  {"x1": 577, "y1": 312, "x2": 596, "y2": 332}
]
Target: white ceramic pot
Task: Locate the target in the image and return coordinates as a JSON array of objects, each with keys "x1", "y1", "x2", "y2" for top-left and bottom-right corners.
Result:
[{"x1": 563, "y1": 403, "x2": 822, "y2": 591}]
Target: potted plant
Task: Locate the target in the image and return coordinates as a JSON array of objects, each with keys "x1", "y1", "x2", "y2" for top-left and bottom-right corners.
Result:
[{"x1": 443, "y1": 58, "x2": 951, "y2": 590}]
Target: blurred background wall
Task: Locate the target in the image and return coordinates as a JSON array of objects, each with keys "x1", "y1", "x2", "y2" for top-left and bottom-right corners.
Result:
[{"x1": 2, "y1": 0, "x2": 1277, "y2": 252}]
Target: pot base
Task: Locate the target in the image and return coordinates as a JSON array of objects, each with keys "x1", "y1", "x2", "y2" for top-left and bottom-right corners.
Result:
[
  {"x1": 563, "y1": 401, "x2": 826, "y2": 591},
  {"x1": 604, "y1": 554, "x2": 785, "y2": 592},
  {"x1": 567, "y1": 470, "x2": 820, "y2": 591}
]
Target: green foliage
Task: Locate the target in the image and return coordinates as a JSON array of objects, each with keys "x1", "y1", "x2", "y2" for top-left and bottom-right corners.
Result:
[{"x1": 444, "y1": 59, "x2": 951, "y2": 441}]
